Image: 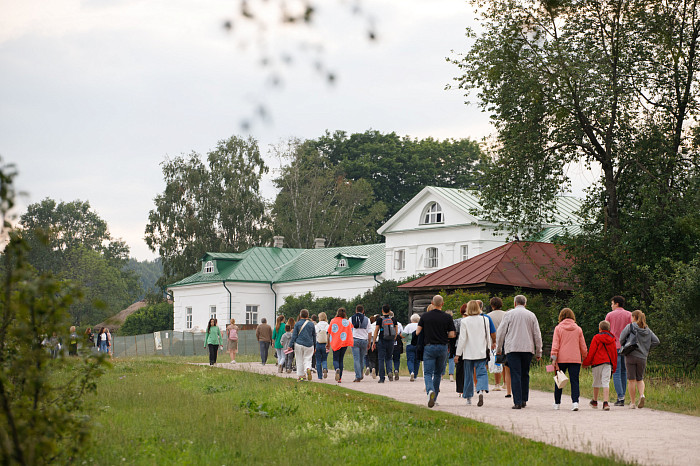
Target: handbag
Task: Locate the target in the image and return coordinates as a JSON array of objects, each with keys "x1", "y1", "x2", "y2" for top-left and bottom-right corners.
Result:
[
  {"x1": 554, "y1": 370, "x2": 569, "y2": 389},
  {"x1": 621, "y1": 324, "x2": 638, "y2": 356},
  {"x1": 495, "y1": 353, "x2": 507, "y2": 364},
  {"x1": 483, "y1": 316, "x2": 491, "y2": 362}
]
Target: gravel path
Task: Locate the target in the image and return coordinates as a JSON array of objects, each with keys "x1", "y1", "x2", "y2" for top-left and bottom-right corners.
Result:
[{"x1": 205, "y1": 361, "x2": 700, "y2": 465}]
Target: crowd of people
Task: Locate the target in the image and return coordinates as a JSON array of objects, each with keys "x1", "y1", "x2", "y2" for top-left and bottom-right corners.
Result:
[{"x1": 241, "y1": 293, "x2": 659, "y2": 410}]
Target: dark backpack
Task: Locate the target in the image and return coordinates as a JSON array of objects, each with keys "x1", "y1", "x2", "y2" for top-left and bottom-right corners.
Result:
[
  {"x1": 381, "y1": 316, "x2": 396, "y2": 340},
  {"x1": 351, "y1": 313, "x2": 365, "y2": 329}
]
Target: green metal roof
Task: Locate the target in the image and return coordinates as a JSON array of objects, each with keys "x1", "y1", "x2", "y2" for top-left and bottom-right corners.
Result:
[
  {"x1": 170, "y1": 244, "x2": 385, "y2": 287},
  {"x1": 528, "y1": 225, "x2": 583, "y2": 242},
  {"x1": 430, "y1": 187, "x2": 483, "y2": 214}
]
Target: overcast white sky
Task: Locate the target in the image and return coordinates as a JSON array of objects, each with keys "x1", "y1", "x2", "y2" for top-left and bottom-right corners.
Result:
[{"x1": 0, "y1": 0, "x2": 597, "y2": 260}]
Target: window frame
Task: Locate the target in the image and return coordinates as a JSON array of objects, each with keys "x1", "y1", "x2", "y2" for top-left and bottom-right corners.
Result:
[
  {"x1": 425, "y1": 247, "x2": 439, "y2": 268},
  {"x1": 186, "y1": 307, "x2": 193, "y2": 329},
  {"x1": 421, "y1": 202, "x2": 444, "y2": 225},
  {"x1": 337, "y1": 258, "x2": 348, "y2": 268},
  {"x1": 209, "y1": 305, "x2": 217, "y2": 321},
  {"x1": 204, "y1": 260, "x2": 214, "y2": 274},
  {"x1": 394, "y1": 249, "x2": 406, "y2": 271},
  {"x1": 246, "y1": 305, "x2": 259, "y2": 325},
  {"x1": 460, "y1": 245, "x2": 469, "y2": 262}
]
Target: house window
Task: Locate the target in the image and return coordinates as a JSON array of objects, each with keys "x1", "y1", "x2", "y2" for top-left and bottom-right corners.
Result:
[
  {"x1": 394, "y1": 250, "x2": 405, "y2": 270},
  {"x1": 422, "y1": 202, "x2": 443, "y2": 224},
  {"x1": 186, "y1": 307, "x2": 192, "y2": 329},
  {"x1": 425, "y1": 247, "x2": 439, "y2": 268},
  {"x1": 337, "y1": 258, "x2": 347, "y2": 268},
  {"x1": 460, "y1": 245, "x2": 469, "y2": 262},
  {"x1": 246, "y1": 305, "x2": 259, "y2": 325},
  {"x1": 204, "y1": 261, "x2": 214, "y2": 273},
  {"x1": 210, "y1": 306, "x2": 216, "y2": 320}
]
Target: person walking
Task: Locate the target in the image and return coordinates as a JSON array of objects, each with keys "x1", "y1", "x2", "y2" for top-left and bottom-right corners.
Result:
[
  {"x1": 351, "y1": 305, "x2": 370, "y2": 382},
  {"x1": 495, "y1": 295, "x2": 542, "y2": 409},
  {"x1": 391, "y1": 313, "x2": 404, "y2": 381},
  {"x1": 582, "y1": 320, "x2": 618, "y2": 411},
  {"x1": 454, "y1": 304, "x2": 468, "y2": 397},
  {"x1": 97, "y1": 327, "x2": 109, "y2": 354},
  {"x1": 84, "y1": 327, "x2": 95, "y2": 351},
  {"x1": 487, "y1": 297, "x2": 509, "y2": 392},
  {"x1": 288, "y1": 309, "x2": 317, "y2": 381},
  {"x1": 403, "y1": 314, "x2": 421, "y2": 382},
  {"x1": 226, "y1": 318, "x2": 239, "y2": 363},
  {"x1": 455, "y1": 300, "x2": 492, "y2": 407},
  {"x1": 315, "y1": 312, "x2": 330, "y2": 379},
  {"x1": 204, "y1": 318, "x2": 223, "y2": 366},
  {"x1": 417, "y1": 295, "x2": 456, "y2": 408},
  {"x1": 366, "y1": 315, "x2": 379, "y2": 378},
  {"x1": 272, "y1": 315, "x2": 286, "y2": 369},
  {"x1": 256, "y1": 318, "x2": 273, "y2": 365},
  {"x1": 550, "y1": 308, "x2": 588, "y2": 411},
  {"x1": 620, "y1": 310, "x2": 660, "y2": 409},
  {"x1": 371, "y1": 304, "x2": 398, "y2": 383},
  {"x1": 328, "y1": 307, "x2": 354, "y2": 383},
  {"x1": 68, "y1": 326, "x2": 79, "y2": 356},
  {"x1": 606, "y1": 295, "x2": 632, "y2": 406}
]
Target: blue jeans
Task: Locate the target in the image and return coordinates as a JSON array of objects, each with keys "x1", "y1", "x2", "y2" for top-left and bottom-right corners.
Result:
[
  {"x1": 554, "y1": 362, "x2": 580, "y2": 404},
  {"x1": 276, "y1": 347, "x2": 285, "y2": 366},
  {"x1": 462, "y1": 359, "x2": 489, "y2": 398},
  {"x1": 613, "y1": 350, "x2": 627, "y2": 401},
  {"x1": 352, "y1": 339, "x2": 368, "y2": 380},
  {"x1": 315, "y1": 343, "x2": 328, "y2": 379},
  {"x1": 377, "y1": 339, "x2": 394, "y2": 381},
  {"x1": 406, "y1": 344, "x2": 418, "y2": 376},
  {"x1": 259, "y1": 341, "x2": 270, "y2": 364},
  {"x1": 333, "y1": 346, "x2": 347, "y2": 379},
  {"x1": 506, "y1": 352, "x2": 533, "y2": 406},
  {"x1": 423, "y1": 344, "x2": 448, "y2": 399},
  {"x1": 448, "y1": 357, "x2": 455, "y2": 375}
]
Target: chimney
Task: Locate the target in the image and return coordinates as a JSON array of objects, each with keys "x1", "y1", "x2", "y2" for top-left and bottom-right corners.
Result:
[
  {"x1": 314, "y1": 237, "x2": 326, "y2": 249},
  {"x1": 273, "y1": 236, "x2": 284, "y2": 248}
]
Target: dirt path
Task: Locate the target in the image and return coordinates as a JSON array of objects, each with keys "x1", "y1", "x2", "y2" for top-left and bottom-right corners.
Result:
[{"x1": 205, "y1": 361, "x2": 699, "y2": 465}]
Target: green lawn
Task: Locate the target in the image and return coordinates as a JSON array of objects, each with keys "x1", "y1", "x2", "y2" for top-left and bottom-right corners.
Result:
[{"x1": 79, "y1": 357, "x2": 625, "y2": 465}]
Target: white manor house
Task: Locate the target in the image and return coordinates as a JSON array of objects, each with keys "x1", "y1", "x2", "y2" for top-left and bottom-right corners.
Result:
[{"x1": 168, "y1": 186, "x2": 582, "y2": 331}]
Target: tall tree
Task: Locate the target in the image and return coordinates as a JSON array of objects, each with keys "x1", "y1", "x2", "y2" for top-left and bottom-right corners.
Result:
[
  {"x1": 272, "y1": 139, "x2": 387, "y2": 248},
  {"x1": 145, "y1": 135, "x2": 271, "y2": 284},
  {"x1": 451, "y1": 0, "x2": 700, "y2": 303}
]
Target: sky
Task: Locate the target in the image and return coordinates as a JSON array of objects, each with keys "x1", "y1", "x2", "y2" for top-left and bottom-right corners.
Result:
[{"x1": 0, "y1": 0, "x2": 598, "y2": 260}]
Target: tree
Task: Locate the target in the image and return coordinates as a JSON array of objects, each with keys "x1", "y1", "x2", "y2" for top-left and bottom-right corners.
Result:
[
  {"x1": 124, "y1": 258, "x2": 163, "y2": 299},
  {"x1": 145, "y1": 135, "x2": 272, "y2": 285},
  {"x1": 272, "y1": 139, "x2": 387, "y2": 248},
  {"x1": 0, "y1": 159, "x2": 106, "y2": 465},
  {"x1": 452, "y1": 0, "x2": 700, "y2": 299},
  {"x1": 119, "y1": 302, "x2": 174, "y2": 336}
]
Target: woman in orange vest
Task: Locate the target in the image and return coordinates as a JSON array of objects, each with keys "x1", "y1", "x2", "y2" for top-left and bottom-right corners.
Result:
[{"x1": 327, "y1": 307, "x2": 354, "y2": 383}]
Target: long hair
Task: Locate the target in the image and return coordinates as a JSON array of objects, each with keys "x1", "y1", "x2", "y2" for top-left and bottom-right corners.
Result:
[
  {"x1": 335, "y1": 307, "x2": 347, "y2": 319},
  {"x1": 206, "y1": 319, "x2": 214, "y2": 334},
  {"x1": 275, "y1": 315, "x2": 285, "y2": 332},
  {"x1": 632, "y1": 310, "x2": 647, "y2": 329},
  {"x1": 466, "y1": 300, "x2": 481, "y2": 316},
  {"x1": 287, "y1": 317, "x2": 296, "y2": 328}
]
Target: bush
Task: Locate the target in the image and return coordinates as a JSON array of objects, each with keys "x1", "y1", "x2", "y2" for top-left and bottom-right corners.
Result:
[{"x1": 119, "y1": 302, "x2": 174, "y2": 336}]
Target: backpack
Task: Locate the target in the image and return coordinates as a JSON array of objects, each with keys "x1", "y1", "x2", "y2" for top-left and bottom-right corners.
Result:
[
  {"x1": 381, "y1": 316, "x2": 396, "y2": 340},
  {"x1": 228, "y1": 327, "x2": 238, "y2": 340},
  {"x1": 351, "y1": 313, "x2": 366, "y2": 329},
  {"x1": 317, "y1": 325, "x2": 328, "y2": 344}
]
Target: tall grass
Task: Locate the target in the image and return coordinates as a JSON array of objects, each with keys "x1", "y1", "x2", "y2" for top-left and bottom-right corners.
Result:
[{"x1": 79, "y1": 357, "x2": 624, "y2": 465}]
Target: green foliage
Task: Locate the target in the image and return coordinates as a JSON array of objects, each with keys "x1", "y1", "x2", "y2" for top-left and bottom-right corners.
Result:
[
  {"x1": 145, "y1": 135, "x2": 272, "y2": 285},
  {"x1": 277, "y1": 293, "x2": 347, "y2": 321},
  {"x1": 648, "y1": 258, "x2": 700, "y2": 371},
  {"x1": 119, "y1": 302, "x2": 175, "y2": 336},
  {"x1": 0, "y1": 162, "x2": 106, "y2": 465},
  {"x1": 124, "y1": 258, "x2": 163, "y2": 299}
]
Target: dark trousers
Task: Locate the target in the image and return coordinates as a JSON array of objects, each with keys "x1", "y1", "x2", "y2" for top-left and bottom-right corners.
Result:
[
  {"x1": 368, "y1": 345, "x2": 378, "y2": 372},
  {"x1": 455, "y1": 355, "x2": 464, "y2": 393},
  {"x1": 377, "y1": 339, "x2": 394, "y2": 381},
  {"x1": 259, "y1": 341, "x2": 270, "y2": 364},
  {"x1": 392, "y1": 345, "x2": 402, "y2": 372},
  {"x1": 554, "y1": 362, "x2": 581, "y2": 404},
  {"x1": 208, "y1": 344, "x2": 219, "y2": 365},
  {"x1": 506, "y1": 352, "x2": 533, "y2": 406},
  {"x1": 333, "y1": 346, "x2": 348, "y2": 379}
]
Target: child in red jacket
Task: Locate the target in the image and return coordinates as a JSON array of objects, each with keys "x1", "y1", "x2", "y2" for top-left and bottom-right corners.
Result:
[{"x1": 582, "y1": 320, "x2": 618, "y2": 410}]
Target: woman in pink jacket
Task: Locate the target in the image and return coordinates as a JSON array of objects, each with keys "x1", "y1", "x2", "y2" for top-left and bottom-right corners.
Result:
[{"x1": 550, "y1": 308, "x2": 588, "y2": 411}]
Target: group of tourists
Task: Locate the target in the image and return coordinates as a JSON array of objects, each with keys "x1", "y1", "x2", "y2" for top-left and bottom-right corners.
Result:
[{"x1": 205, "y1": 293, "x2": 659, "y2": 410}]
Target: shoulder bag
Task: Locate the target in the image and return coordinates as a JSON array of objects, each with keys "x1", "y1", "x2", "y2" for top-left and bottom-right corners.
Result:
[{"x1": 621, "y1": 324, "x2": 638, "y2": 356}]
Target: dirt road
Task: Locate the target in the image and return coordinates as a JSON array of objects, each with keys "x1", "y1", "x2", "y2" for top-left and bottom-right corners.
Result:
[{"x1": 209, "y1": 362, "x2": 700, "y2": 465}]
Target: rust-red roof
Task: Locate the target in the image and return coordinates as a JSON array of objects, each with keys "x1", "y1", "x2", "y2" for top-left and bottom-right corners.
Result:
[{"x1": 398, "y1": 242, "x2": 572, "y2": 291}]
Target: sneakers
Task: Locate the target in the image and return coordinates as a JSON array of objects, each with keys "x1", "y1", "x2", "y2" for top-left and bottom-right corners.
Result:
[
  {"x1": 365, "y1": 367, "x2": 370, "y2": 376},
  {"x1": 589, "y1": 400, "x2": 598, "y2": 409},
  {"x1": 352, "y1": 378, "x2": 361, "y2": 382},
  {"x1": 394, "y1": 370, "x2": 399, "y2": 381},
  {"x1": 428, "y1": 390, "x2": 436, "y2": 408},
  {"x1": 410, "y1": 372, "x2": 415, "y2": 382},
  {"x1": 477, "y1": 393, "x2": 484, "y2": 407},
  {"x1": 572, "y1": 402, "x2": 579, "y2": 411},
  {"x1": 450, "y1": 374, "x2": 454, "y2": 382},
  {"x1": 614, "y1": 399, "x2": 625, "y2": 407},
  {"x1": 630, "y1": 403, "x2": 637, "y2": 409},
  {"x1": 335, "y1": 369, "x2": 341, "y2": 382},
  {"x1": 278, "y1": 365, "x2": 284, "y2": 373},
  {"x1": 553, "y1": 403, "x2": 560, "y2": 410},
  {"x1": 466, "y1": 397, "x2": 472, "y2": 405},
  {"x1": 378, "y1": 379, "x2": 385, "y2": 384},
  {"x1": 371, "y1": 368, "x2": 376, "y2": 379},
  {"x1": 493, "y1": 384, "x2": 502, "y2": 391},
  {"x1": 323, "y1": 368, "x2": 328, "y2": 379},
  {"x1": 388, "y1": 372, "x2": 394, "y2": 382},
  {"x1": 230, "y1": 360, "x2": 236, "y2": 364},
  {"x1": 638, "y1": 396, "x2": 645, "y2": 409},
  {"x1": 307, "y1": 368, "x2": 312, "y2": 381},
  {"x1": 603, "y1": 402, "x2": 610, "y2": 411},
  {"x1": 286, "y1": 369, "x2": 291, "y2": 373}
]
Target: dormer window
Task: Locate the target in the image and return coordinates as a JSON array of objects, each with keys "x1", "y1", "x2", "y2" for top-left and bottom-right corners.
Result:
[
  {"x1": 337, "y1": 258, "x2": 348, "y2": 268},
  {"x1": 422, "y1": 202, "x2": 443, "y2": 224},
  {"x1": 204, "y1": 261, "x2": 214, "y2": 273}
]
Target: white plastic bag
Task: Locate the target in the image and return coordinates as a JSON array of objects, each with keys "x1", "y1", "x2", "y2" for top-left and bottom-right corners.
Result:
[{"x1": 488, "y1": 350, "x2": 503, "y2": 373}]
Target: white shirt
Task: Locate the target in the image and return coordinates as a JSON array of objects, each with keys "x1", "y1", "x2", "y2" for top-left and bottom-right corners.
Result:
[{"x1": 403, "y1": 322, "x2": 418, "y2": 336}]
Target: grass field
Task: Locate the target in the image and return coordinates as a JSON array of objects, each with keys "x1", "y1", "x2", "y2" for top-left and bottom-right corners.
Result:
[{"x1": 79, "y1": 357, "x2": 626, "y2": 465}]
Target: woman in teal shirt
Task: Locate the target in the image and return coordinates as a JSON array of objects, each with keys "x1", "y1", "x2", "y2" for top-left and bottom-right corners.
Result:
[
  {"x1": 204, "y1": 318, "x2": 223, "y2": 365},
  {"x1": 272, "y1": 315, "x2": 286, "y2": 372}
]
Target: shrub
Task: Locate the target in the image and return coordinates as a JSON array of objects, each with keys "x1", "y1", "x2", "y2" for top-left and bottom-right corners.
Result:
[{"x1": 119, "y1": 302, "x2": 174, "y2": 336}]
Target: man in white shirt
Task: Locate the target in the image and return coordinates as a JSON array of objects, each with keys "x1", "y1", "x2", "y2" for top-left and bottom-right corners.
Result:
[{"x1": 351, "y1": 305, "x2": 370, "y2": 382}]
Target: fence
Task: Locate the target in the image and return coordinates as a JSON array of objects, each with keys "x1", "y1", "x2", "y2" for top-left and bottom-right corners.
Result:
[{"x1": 112, "y1": 330, "x2": 261, "y2": 358}]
